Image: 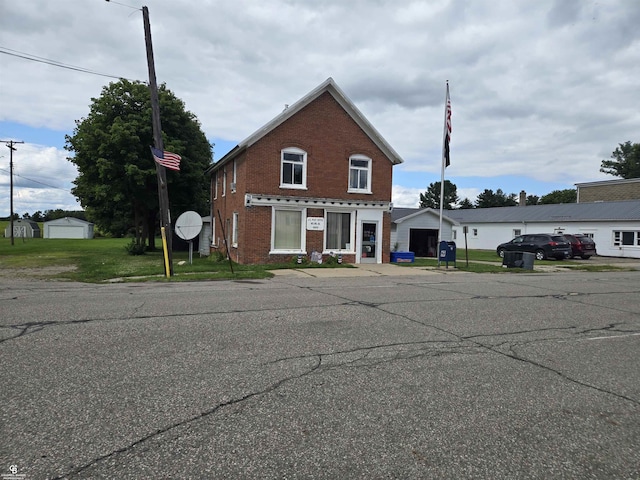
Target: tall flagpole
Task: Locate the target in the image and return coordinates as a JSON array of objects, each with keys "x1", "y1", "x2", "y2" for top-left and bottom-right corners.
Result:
[{"x1": 437, "y1": 81, "x2": 451, "y2": 265}]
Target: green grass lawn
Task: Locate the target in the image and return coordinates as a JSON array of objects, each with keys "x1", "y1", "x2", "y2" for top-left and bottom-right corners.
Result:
[
  {"x1": 0, "y1": 233, "x2": 629, "y2": 282},
  {"x1": 0, "y1": 236, "x2": 353, "y2": 283}
]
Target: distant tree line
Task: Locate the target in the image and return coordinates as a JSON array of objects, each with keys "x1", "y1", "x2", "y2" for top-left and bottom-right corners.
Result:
[
  {"x1": 420, "y1": 140, "x2": 638, "y2": 209},
  {"x1": 419, "y1": 182, "x2": 577, "y2": 210},
  {"x1": 1, "y1": 210, "x2": 87, "y2": 222}
]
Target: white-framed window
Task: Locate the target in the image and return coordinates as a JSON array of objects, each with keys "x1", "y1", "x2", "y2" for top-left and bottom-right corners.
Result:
[
  {"x1": 613, "y1": 231, "x2": 640, "y2": 246},
  {"x1": 281, "y1": 148, "x2": 307, "y2": 189},
  {"x1": 348, "y1": 155, "x2": 371, "y2": 193},
  {"x1": 325, "y1": 211, "x2": 353, "y2": 251},
  {"x1": 222, "y1": 169, "x2": 227, "y2": 197},
  {"x1": 211, "y1": 218, "x2": 217, "y2": 247},
  {"x1": 473, "y1": 228, "x2": 478, "y2": 237},
  {"x1": 513, "y1": 229, "x2": 522, "y2": 237},
  {"x1": 213, "y1": 171, "x2": 218, "y2": 200},
  {"x1": 272, "y1": 208, "x2": 305, "y2": 252},
  {"x1": 232, "y1": 212, "x2": 239, "y2": 247}
]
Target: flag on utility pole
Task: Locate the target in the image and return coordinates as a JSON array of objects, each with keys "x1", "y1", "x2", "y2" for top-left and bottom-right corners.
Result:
[{"x1": 151, "y1": 146, "x2": 181, "y2": 171}]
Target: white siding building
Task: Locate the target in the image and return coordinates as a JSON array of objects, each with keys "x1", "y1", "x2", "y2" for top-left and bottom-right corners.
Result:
[
  {"x1": 44, "y1": 217, "x2": 94, "y2": 239},
  {"x1": 390, "y1": 208, "x2": 457, "y2": 257},
  {"x1": 392, "y1": 200, "x2": 640, "y2": 259}
]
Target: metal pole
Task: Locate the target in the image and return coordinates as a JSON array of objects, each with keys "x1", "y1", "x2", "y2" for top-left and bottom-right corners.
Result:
[
  {"x1": 3, "y1": 140, "x2": 24, "y2": 246},
  {"x1": 142, "y1": 6, "x2": 173, "y2": 276}
]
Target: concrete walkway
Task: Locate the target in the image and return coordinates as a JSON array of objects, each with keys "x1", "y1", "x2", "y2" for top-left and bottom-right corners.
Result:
[
  {"x1": 270, "y1": 262, "x2": 459, "y2": 278},
  {"x1": 270, "y1": 256, "x2": 640, "y2": 278}
]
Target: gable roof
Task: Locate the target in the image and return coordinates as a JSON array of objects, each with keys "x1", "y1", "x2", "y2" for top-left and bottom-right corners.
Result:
[
  {"x1": 391, "y1": 207, "x2": 458, "y2": 225},
  {"x1": 44, "y1": 217, "x2": 93, "y2": 226},
  {"x1": 206, "y1": 78, "x2": 403, "y2": 174},
  {"x1": 8, "y1": 219, "x2": 40, "y2": 230}
]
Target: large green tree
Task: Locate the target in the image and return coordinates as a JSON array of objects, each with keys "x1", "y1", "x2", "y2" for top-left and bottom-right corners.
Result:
[
  {"x1": 539, "y1": 189, "x2": 576, "y2": 204},
  {"x1": 475, "y1": 189, "x2": 517, "y2": 208},
  {"x1": 419, "y1": 180, "x2": 459, "y2": 209},
  {"x1": 600, "y1": 141, "x2": 640, "y2": 179},
  {"x1": 66, "y1": 80, "x2": 212, "y2": 249}
]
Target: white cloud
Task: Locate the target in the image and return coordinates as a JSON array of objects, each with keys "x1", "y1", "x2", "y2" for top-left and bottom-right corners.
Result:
[
  {"x1": 0, "y1": 144, "x2": 80, "y2": 216},
  {"x1": 1, "y1": 0, "x2": 638, "y2": 215}
]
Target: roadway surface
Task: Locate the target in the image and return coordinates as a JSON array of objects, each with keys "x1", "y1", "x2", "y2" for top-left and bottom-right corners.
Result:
[{"x1": 1, "y1": 268, "x2": 639, "y2": 479}]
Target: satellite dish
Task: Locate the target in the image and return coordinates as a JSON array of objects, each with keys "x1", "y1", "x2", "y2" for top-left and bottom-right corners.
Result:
[{"x1": 175, "y1": 211, "x2": 203, "y2": 240}]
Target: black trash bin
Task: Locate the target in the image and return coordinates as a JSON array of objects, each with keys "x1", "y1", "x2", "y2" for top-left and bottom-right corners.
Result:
[
  {"x1": 503, "y1": 251, "x2": 522, "y2": 268},
  {"x1": 503, "y1": 251, "x2": 534, "y2": 270}
]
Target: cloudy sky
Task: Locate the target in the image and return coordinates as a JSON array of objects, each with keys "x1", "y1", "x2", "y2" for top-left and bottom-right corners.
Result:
[{"x1": 1, "y1": 0, "x2": 639, "y2": 217}]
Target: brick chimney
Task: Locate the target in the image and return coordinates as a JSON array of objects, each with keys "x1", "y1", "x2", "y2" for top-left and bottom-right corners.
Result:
[{"x1": 519, "y1": 190, "x2": 526, "y2": 206}]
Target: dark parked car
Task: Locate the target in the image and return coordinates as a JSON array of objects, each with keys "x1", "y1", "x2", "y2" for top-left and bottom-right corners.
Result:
[
  {"x1": 497, "y1": 234, "x2": 571, "y2": 260},
  {"x1": 563, "y1": 234, "x2": 597, "y2": 259}
]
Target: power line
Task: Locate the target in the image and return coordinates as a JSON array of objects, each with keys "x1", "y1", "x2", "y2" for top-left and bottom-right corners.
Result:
[
  {"x1": 0, "y1": 46, "x2": 140, "y2": 82},
  {"x1": 0, "y1": 166, "x2": 69, "y2": 191}
]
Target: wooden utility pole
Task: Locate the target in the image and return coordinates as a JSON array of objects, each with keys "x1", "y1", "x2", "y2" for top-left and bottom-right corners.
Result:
[
  {"x1": 142, "y1": 5, "x2": 173, "y2": 276},
  {"x1": 2, "y1": 140, "x2": 24, "y2": 246}
]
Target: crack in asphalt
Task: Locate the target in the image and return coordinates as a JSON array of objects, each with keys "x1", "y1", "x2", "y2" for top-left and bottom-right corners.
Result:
[
  {"x1": 311, "y1": 285, "x2": 640, "y2": 409},
  {"x1": 53, "y1": 338, "x2": 486, "y2": 479},
  {"x1": 50, "y1": 355, "x2": 324, "y2": 479},
  {"x1": 5, "y1": 278, "x2": 639, "y2": 478}
]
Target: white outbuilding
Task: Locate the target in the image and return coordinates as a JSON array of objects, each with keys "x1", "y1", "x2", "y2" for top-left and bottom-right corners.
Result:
[
  {"x1": 44, "y1": 217, "x2": 94, "y2": 239},
  {"x1": 4, "y1": 219, "x2": 41, "y2": 238}
]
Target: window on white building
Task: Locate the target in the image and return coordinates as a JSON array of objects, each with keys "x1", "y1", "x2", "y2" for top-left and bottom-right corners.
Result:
[{"x1": 613, "y1": 231, "x2": 640, "y2": 246}]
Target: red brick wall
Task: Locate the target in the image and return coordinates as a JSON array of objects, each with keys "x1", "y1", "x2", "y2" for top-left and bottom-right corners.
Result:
[
  {"x1": 245, "y1": 92, "x2": 393, "y2": 201},
  {"x1": 211, "y1": 91, "x2": 395, "y2": 265}
]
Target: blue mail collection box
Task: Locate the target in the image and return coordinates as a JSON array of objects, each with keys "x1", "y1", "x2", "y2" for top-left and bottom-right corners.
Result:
[{"x1": 439, "y1": 241, "x2": 456, "y2": 263}]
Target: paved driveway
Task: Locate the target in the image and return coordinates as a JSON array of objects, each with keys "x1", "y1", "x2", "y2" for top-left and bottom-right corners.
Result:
[{"x1": 1, "y1": 270, "x2": 639, "y2": 479}]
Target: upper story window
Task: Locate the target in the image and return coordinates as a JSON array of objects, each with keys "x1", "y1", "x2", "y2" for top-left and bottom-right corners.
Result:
[
  {"x1": 348, "y1": 155, "x2": 371, "y2": 193},
  {"x1": 281, "y1": 148, "x2": 307, "y2": 189}
]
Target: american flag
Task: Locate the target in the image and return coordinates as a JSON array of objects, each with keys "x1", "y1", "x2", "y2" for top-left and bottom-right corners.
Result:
[
  {"x1": 150, "y1": 146, "x2": 181, "y2": 171},
  {"x1": 443, "y1": 82, "x2": 451, "y2": 168}
]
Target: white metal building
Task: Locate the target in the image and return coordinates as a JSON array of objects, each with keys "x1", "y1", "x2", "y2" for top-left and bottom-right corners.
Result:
[
  {"x1": 392, "y1": 200, "x2": 640, "y2": 259},
  {"x1": 44, "y1": 217, "x2": 94, "y2": 239},
  {"x1": 444, "y1": 200, "x2": 640, "y2": 259},
  {"x1": 390, "y1": 208, "x2": 457, "y2": 257}
]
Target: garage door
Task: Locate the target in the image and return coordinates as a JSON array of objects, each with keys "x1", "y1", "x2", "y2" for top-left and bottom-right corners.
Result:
[{"x1": 49, "y1": 226, "x2": 84, "y2": 239}]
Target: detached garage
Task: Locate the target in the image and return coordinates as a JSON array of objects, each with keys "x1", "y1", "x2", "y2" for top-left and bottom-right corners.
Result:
[{"x1": 44, "y1": 217, "x2": 94, "y2": 239}]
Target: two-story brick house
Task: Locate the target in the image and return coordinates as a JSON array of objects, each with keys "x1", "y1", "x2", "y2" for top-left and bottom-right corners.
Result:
[{"x1": 206, "y1": 78, "x2": 403, "y2": 264}]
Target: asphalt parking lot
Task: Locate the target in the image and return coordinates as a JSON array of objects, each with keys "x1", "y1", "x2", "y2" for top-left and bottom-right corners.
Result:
[{"x1": 1, "y1": 268, "x2": 639, "y2": 479}]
